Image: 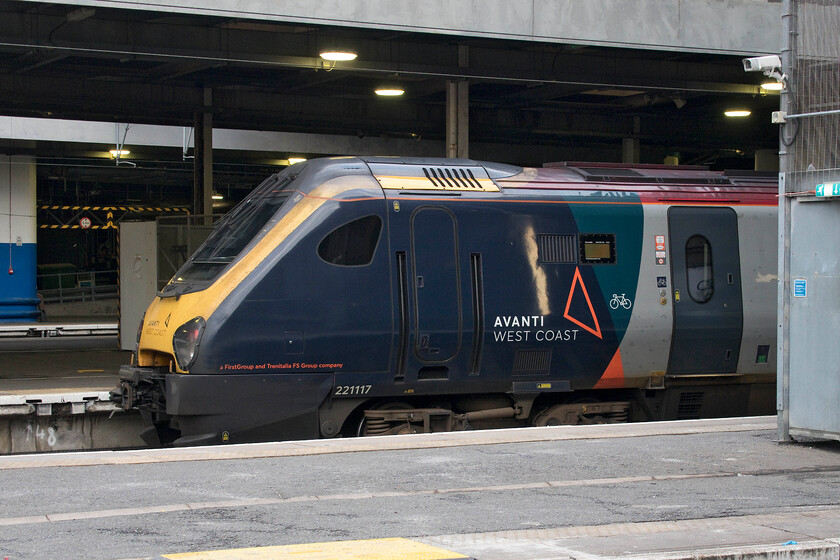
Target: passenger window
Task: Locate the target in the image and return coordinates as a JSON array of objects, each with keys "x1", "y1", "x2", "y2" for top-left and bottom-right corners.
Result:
[
  {"x1": 686, "y1": 235, "x2": 713, "y2": 303},
  {"x1": 318, "y1": 215, "x2": 382, "y2": 266}
]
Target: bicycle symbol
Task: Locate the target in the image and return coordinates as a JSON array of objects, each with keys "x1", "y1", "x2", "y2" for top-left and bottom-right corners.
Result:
[{"x1": 609, "y1": 293, "x2": 632, "y2": 310}]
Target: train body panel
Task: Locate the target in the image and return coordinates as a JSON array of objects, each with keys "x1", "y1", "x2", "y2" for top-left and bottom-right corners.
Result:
[
  {"x1": 617, "y1": 202, "x2": 673, "y2": 385},
  {"x1": 734, "y1": 204, "x2": 778, "y2": 374},
  {"x1": 200, "y1": 178, "x2": 392, "y2": 376},
  {"x1": 113, "y1": 157, "x2": 778, "y2": 446}
]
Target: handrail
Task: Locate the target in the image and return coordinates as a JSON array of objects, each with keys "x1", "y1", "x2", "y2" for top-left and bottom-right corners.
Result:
[{"x1": 37, "y1": 269, "x2": 118, "y2": 304}]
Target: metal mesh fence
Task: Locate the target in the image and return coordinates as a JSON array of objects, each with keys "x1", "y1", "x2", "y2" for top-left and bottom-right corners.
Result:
[
  {"x1": 156, "y1": 214, "x2": 220, "y2": 290},
  {"x1": 787, "y1": 0, "x2": 840, "y2": 191}
]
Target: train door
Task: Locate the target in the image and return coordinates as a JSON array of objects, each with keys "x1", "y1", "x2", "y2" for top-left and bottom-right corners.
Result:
[
  {"x1": 667, "y1": 207, "x2": 743, "y2": 374},
  {"x1": 410, "y1": 207, "x2": 461, "y2": 363}
]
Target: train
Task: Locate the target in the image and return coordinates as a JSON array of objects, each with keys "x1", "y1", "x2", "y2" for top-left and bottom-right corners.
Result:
[{"x1": 111, "y1": 156, "x2": 779, "y2": 447}]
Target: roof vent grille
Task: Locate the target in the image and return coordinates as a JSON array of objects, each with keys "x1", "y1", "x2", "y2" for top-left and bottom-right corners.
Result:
[{"x1": 423, "y1": 167, "x2": 484, "y2": 189}]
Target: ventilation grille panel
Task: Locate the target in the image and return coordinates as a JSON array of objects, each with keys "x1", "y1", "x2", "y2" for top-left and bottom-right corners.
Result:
[
  {"x1": 513, "y1": 349, "x2": 552, "y2": 375},
  {"x1": 676, "y1": 391, "x2": 704, "y2": 420},
  {"x1": 539, "y1": 234, "x2": 577, "y2": 263}
]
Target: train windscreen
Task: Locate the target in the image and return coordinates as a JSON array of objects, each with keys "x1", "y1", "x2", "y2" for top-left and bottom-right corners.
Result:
[{"x1": 160, "y1": 169, "x2": 297, "y2": 296}]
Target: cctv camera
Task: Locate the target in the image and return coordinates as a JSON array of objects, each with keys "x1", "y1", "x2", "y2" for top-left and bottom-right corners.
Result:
[{"x1": 742, "y1": 55, "x2": 782, "y2": 72}]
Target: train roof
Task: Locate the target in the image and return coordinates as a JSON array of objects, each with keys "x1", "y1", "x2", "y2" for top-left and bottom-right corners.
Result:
[{"x1": 355, "y1": 157, "x2": 779, "y2": 205}]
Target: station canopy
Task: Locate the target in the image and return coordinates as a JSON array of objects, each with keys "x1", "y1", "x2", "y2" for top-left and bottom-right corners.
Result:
[{"x1": 0, "y1": 0, "x2": 780, "y2": 207}]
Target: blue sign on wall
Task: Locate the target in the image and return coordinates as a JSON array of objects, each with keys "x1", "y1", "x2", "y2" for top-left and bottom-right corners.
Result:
[{"x1": 793, "y1": 278, "x2": 807, "y2": 298}]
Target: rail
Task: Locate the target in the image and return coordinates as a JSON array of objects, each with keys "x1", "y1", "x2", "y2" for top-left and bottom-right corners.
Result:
[{"x1": 37, "y1": 270, "x2": 118, "y2": 304}]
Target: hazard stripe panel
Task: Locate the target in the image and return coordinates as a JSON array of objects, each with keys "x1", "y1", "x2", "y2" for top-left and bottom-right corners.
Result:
[
  {"x1": 39, "y1": 206, "x2": 189, "y2": 212},
  {"x1": 160, "y1": 538, "x2": 471, "y2": 560}
]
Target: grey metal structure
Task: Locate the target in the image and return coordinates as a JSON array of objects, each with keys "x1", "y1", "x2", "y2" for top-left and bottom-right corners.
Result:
[
  {"x1": 119, "y1": 221, "x2": 157, "y2": 350},
  {"x1": 778, "y1": 0, "x2": 840, "y2": 441}
]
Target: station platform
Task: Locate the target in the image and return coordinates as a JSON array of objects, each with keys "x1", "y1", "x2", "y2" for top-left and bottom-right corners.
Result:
[
  {"x1": 146, "y1": 512, "x2": 840, "y2": 560},
  {"x1": 0, "y1": 319, "x2": 139, "y2": 453},
  {"x1": 0, "y1": 323, "x2": 837, "y2": 558},
  {"x1": 0, "y1": 318, "x2": 124, "y2": 395},
  {"x1": 0, "y1": 318, "x2": 118, "y2": 338},
  {"x1": 2, "y1": 417, "x2": 839, "y2": 560}
]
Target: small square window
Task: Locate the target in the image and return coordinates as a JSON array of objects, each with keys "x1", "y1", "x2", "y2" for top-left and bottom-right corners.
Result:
[{"x1": 579, "y1": 234, "x2": 616, "y2": 264}]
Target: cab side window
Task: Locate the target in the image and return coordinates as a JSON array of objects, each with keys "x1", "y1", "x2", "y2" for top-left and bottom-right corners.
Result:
[{"x1": 318, "y1": 215, "x2": 382, "y2": 266}]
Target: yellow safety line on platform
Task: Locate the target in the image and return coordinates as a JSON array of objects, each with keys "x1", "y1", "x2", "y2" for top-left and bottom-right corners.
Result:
[{"x1": 161, "y1": 538, "x2": 470, "y2": 560}]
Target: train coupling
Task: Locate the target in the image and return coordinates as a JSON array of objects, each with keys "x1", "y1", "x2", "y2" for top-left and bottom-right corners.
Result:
[{"x1": 109, "y1": 364, "x2": 167, "y2": 412}]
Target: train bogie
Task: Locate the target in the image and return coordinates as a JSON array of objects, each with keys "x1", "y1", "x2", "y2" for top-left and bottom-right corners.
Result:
[{"x1": 112, "y1": 157, "x2": 778, "y2": 446}]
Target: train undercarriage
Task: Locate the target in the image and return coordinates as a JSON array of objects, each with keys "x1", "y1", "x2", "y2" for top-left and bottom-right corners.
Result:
[{"x1": 112, "y1": 364, "x2": 775, "y2": 447}]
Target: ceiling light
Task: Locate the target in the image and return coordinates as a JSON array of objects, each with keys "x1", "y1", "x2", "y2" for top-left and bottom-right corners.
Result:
[
  {"x1": 288, "y1": 157, "x2": 307, "y2": 165},
  {"x1": 375, "y1": 88, "x2": 405, "y2": 97},
  {"x1": 109, "y1": 149, "x2": 130, "y2": 157},
  {"x1": 761, "y1": 81, "x2": 784, "y2": 91},
  {"x1": 66, "y1": 7, "x2": 95, "y2": 22},
  {"x1": 581, "y1": 89, "x2": 646, "y2": 97},
  {"x1": 724, "y1": 110, "x2": 751, "y2": 118},
  {"x1": 320, "y1": 51, "x2": 357, "y2": 62},
  {"x1": 211, "y1": 192, "x2": 224, "y2": 200}
]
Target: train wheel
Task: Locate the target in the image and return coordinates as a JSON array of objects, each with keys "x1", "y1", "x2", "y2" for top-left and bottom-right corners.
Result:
[
  {"x1": 532, "y1": 401, "x2": 629, "y2": 426},
  {"x1": 357, "y1": 401, "x2": 417, "y2": 437}
]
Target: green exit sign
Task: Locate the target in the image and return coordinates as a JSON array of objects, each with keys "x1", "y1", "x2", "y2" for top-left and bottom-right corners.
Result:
[{"x1": 815, "y1": 182, "x2": 840, "y2": 197}]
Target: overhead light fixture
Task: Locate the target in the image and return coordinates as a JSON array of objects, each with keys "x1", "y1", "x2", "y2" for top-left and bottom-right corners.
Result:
[
  {"x1": 66, "y1": 7, "x2": 95, "y2": 22},
  {"x1": 581, "y1": 88, "x2": 647, "y2": 97},
  {"x1": 109, "y1": 149, "x2": 130, "y2": 158},
  {"x1": 375, "y1": 87, "x2": 405, "y2": 97},
  {"x1": 288, "y1": 157, "x2": 307, "y2": 165},
  {"x1": 211, "y1": 192, "x2": 224, "y2": 200},
  {"x1": 761, "y1": 81, "x2": 784, "y2": 91},
  {"x1": 724, "y1": 110, "x2": 751, "y2": 118},
  {"x1": 320, "y1": 51, "x2": 357, "y2": 62}
]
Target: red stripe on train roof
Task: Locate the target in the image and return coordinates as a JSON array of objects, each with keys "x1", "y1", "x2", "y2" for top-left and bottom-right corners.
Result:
[
  {"x1": 496, "y1": 175, "x2": 778, "y2": 206},
  {"x1": 384, "y1": 195, "x2": 777, "y2": 207}
]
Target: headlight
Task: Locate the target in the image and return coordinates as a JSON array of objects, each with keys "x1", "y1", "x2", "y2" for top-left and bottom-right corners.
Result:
[{"x1": 172, "y1": 317, "x2": 206, "y2": 371}]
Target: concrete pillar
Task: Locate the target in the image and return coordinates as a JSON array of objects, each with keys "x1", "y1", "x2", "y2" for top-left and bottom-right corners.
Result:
[
  {"x1": 622, "y1": 116, "x2": 641, "y2": 163},
  {"x1": 193, "y1": 88, "x2": 213, "y2": 216},
  {"x1": 446, "y1": 81, "x2": 458, "y2": 158},
  {"x1": 446, "y1": 46, "x2": 469, "y2": 159},
  {"x1": 0, "y1": 155, "x2": 38, "y2": 322},
  {"x1": 754, "y1": 149, "x2": 780, "y2": 171},
  {"x1": 622, "y1": 138, "x2": 640, "y2": 163}
]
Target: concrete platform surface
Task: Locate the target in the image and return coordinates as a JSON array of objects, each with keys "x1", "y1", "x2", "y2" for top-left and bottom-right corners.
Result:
[
  {"x1": 421, "y1": 509, "x2": 840, "y2": 559},
  {"x1": 140, "y1": 510, "x2": 840, "y2": 560},
  {"x1": 0, "y1": 331, "x2": 125, "y2": 395},
  {"x1": 2, "y1": 417, "x2": 839, "y2": 560}
]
